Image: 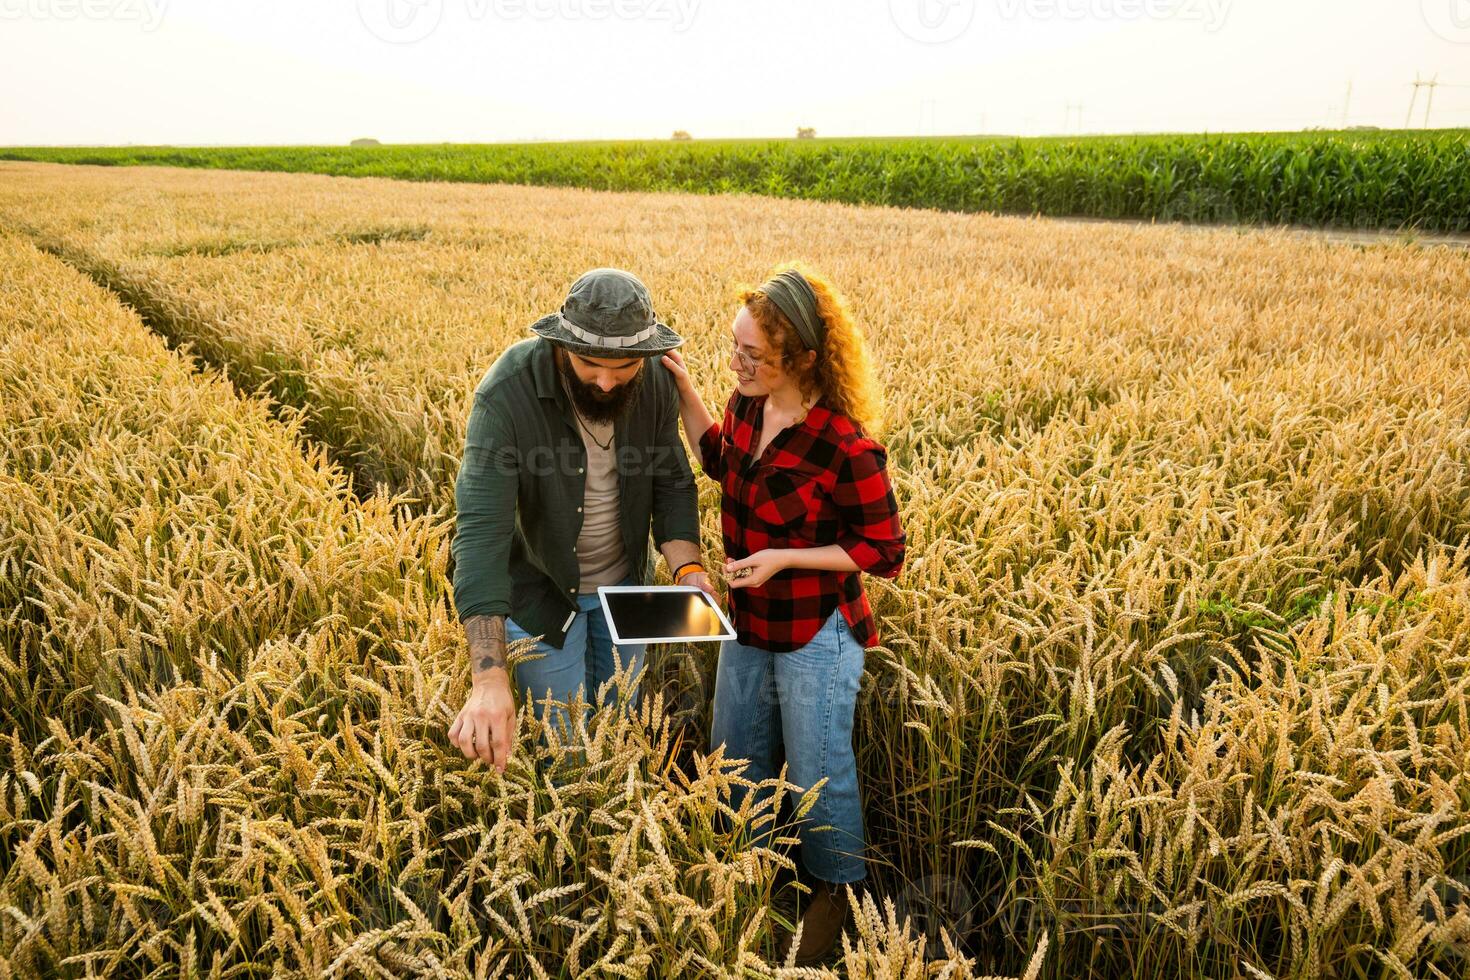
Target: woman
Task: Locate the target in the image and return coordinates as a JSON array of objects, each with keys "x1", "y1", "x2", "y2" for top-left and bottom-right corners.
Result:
[{"x1": 661, "y1": 262, "x2": 906, "y2": 965}]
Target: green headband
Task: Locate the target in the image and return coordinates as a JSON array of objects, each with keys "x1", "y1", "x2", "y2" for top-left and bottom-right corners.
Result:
[{"x1": 760, "y1": 269, "x2": 825, "y2": 352}]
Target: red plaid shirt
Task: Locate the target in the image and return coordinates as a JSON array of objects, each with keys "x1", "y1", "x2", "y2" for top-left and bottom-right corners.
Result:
[{"x1": 698, "y1": 390, "x2": 906, "y2": 652}]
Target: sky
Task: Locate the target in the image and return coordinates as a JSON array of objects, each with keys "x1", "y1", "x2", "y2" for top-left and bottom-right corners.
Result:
[{"x1": 1, "y1": 0, "x2": 1468, "y2": 144}]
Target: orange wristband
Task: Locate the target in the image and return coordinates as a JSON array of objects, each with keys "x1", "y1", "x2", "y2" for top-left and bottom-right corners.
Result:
[{"x1": 673, "y1": 561, "x2": 703, "y2": 582}]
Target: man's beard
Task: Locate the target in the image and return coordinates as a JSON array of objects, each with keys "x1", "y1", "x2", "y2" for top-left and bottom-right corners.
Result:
[{"x1": 556, "y1": 347, "x2": 645, "y2": 424}]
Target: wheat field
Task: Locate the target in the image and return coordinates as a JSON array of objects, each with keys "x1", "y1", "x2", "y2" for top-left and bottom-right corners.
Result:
[{"x1": 2, "y1": 159, "x2": 1470, "y2": 977}]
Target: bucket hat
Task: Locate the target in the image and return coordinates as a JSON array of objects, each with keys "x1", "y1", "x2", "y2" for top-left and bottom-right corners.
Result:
[{"x1": 530, "y1": 268, "x2": 683, "y2": 357}]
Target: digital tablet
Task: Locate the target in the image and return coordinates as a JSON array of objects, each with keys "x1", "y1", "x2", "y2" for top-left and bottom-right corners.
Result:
[{"x1": 597, "y1": 585, "x2": 737, "y2": 645}]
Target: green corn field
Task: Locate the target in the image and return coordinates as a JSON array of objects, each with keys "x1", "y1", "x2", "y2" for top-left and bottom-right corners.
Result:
[{"x1": 4, "y1": 128, "x2": 1468, "y2": 232}]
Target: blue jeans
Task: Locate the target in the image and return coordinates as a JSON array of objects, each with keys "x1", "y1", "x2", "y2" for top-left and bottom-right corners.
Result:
[
  {"x1": 709, "y1": 607, "x2": 868, "y2": 885},
  {"x1": 505, "y1": 576, "x2": 647, "y2": 746}
]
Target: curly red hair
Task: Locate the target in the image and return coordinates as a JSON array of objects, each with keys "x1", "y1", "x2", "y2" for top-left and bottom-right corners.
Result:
[{"x1": 739, "y1": 261, "x2": 884, "y2": 436}]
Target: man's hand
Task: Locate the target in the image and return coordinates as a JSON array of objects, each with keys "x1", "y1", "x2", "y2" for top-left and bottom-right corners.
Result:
[
  {"x1": 449, "y1": 614, "x2": 517, "y2": 772},
  {"x1": 448, "y1": 674, "x2": 516, "y2": 772},
  {"x1": 662, "y1": 539, "x2": 718, "y2": 600},
  {"x1": 725, "y1": 549, "x2": 789, "y2": 589},
  {"x1": 678, "y1": 568, "x2": 718, "y2": 601}
]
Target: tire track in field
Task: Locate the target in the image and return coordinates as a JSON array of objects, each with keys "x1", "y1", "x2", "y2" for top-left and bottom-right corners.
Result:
[{"x1": 11, "y1": 225, "x2": 398, "y2": 507}]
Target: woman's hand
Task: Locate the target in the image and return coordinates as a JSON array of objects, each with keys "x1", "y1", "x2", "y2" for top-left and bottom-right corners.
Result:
[
  {"x1": 661, "y1": 348, "x2": 718, "y2": 456},
  {"x1": 725, "y1": 550, "x2": 789, "y2": 589},
  {"x1": 660, "y1": 350, "x2": 697, "y2": 401}
]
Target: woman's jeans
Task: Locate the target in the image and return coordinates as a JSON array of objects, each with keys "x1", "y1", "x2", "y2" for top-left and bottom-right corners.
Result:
[
  {"x1": 709, "y1": 607, "x2": 868, "y2": 885},
  {"x1": 504, "y1": 576, "x2": 646, "y2": 750}
]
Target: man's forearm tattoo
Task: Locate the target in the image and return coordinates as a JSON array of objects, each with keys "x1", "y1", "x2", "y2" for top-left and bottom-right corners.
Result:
[{"x1": 465, "y1": 615, "x2": 507, "y2": 673}]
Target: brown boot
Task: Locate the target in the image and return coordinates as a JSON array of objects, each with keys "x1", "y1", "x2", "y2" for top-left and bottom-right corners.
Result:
[{"x1": 776, "y1": 879, "x2": 852, "y2": 966}]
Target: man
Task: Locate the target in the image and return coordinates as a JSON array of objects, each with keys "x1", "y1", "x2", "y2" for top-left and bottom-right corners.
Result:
[{"x1": 447, "y1": 268, "x2": 713, "y2": 773}]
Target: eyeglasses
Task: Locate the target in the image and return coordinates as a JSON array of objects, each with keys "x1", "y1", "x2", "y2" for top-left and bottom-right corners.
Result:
[{"x1": 731, "y1": 341, "x2": 770, "y2": 375}]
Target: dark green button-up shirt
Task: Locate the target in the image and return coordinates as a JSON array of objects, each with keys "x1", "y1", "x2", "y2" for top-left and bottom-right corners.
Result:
[{"x1": 451, "y1": 337, "x2": 700, "y2": 648}]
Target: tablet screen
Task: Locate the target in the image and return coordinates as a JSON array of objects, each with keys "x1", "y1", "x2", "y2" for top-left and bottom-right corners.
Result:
[{"x1": 599, "y1": 588, "x2": 735, "y2": 643}]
